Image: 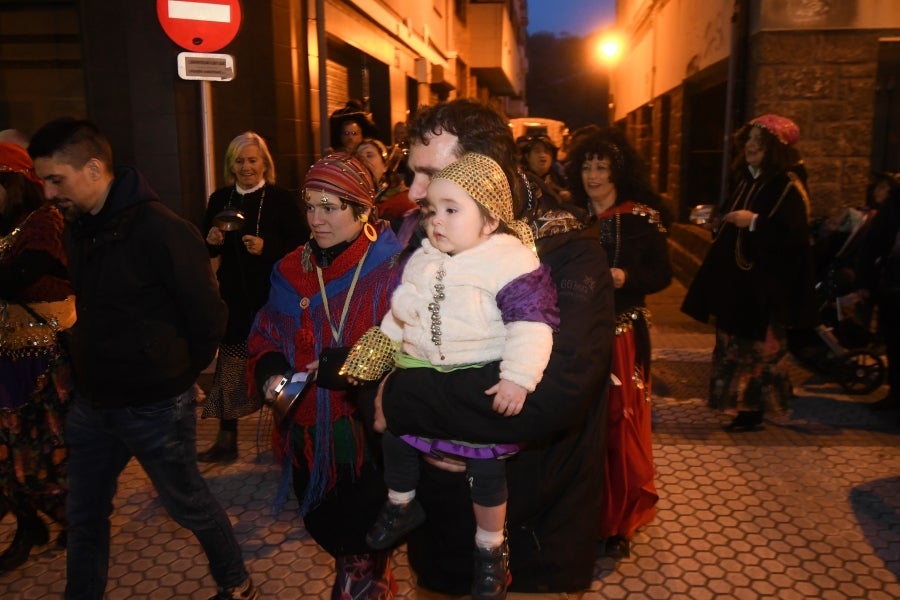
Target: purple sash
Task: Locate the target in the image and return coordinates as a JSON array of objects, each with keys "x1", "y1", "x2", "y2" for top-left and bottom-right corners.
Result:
[{"x1": 400, "y1": 434, "x2": 520, "y2": 460}]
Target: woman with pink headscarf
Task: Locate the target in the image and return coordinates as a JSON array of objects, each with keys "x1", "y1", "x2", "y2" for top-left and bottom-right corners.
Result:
[{"x1": 682, "y1": 114, "x2": 817, "y2": 431}]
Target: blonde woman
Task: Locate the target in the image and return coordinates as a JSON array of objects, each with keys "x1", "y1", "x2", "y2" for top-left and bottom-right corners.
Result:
[{"x1": 199, "y1": 131, "x2": 309, "y2": 462}]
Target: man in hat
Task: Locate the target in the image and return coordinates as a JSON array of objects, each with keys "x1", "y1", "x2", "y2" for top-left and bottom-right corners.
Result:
[
  {"x1": 329, "y1": 100, "x2": 379, "y2": 155},
  {"x1": 519, "y1": 134, "x2": 571, "y2": 203}
]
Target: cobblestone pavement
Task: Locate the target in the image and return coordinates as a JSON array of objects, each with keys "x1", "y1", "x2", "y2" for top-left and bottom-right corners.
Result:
[{"x1": 1, "y1": 280, "x2": 898, "y2": 599}]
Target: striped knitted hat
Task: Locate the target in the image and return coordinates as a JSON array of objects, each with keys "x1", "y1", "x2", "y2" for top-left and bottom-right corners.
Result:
[{"x1": 303, "y1": 152, "x2": 375, "y2": 208}]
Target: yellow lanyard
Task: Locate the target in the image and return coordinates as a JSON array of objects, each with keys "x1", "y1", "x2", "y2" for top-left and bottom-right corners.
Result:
[{"x1": 315, "y1": 245, "x2": 371, "y2": 344}]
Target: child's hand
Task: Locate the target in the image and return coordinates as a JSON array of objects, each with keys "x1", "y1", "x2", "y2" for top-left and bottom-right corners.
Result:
[{"x1": 485, "y1": 379, "x2": 527, "y2": 417}]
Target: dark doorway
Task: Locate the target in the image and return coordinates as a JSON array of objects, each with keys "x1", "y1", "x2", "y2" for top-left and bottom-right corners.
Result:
[
  {"x1": 682, "y1": 79, "x2": 727, "y2": 221},
  {"x1": 872, "y1": 40, "x2": 900, "y2": 173}
]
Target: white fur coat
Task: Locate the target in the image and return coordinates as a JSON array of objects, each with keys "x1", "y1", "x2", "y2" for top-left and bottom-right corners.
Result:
[{"x1": 381, "y1": 234, "x2": 553, "y2": 391}]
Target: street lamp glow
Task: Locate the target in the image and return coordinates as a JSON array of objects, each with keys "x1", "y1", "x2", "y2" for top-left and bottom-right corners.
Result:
[{"x1": 596, "y1": 32, "x2": 624, "y2": 67}]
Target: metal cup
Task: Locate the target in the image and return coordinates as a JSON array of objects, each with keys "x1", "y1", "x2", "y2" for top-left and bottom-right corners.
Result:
[{"x1": 212, "y1": 207, "x2": 245, "y2": 231}]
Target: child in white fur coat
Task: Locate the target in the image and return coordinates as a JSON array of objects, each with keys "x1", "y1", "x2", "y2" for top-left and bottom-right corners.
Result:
[{"x1": 360, "y1": 152, "x2": 560, "y2": 600}]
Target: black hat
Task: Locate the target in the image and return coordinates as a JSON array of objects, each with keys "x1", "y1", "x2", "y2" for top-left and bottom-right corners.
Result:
[
  {"x1": 518, "y1": 134, "x2": 558, "y2": 154},
  {"x1": 329, "y1": 102, "x2": 378, "y2": 149}
]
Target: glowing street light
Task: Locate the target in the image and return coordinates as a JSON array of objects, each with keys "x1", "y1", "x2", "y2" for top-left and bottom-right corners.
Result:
[
  {"x1": 594, "y1": 30, "x2": 624, "y2": 124},
  {"x1": 595, "y1": 31, "x2": 624, "y2": 67}
]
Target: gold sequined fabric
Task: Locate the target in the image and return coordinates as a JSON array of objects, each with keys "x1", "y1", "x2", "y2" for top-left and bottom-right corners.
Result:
[
  {"x1": 434, "y1": 153, "x2": 537, "y2": 249},
  {"x1": 507, "y1": 220, "x2": 536, "y2": 253},
  {"x1": 0, "y1": 296, "x2": 76, "y2": 359},
  {"x1": 614, "y1": 306, "x2": 652, "y2": 336},
  {"x1": 434, "y1": 153, "x2": 514, "y2": 224},
  {"x1": 340, "y1": 326, "x2": 397, "y2": 381}
]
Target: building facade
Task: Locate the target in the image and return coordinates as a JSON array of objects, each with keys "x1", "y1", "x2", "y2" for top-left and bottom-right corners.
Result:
[
  {"x1": 0, "y1": 0, "x2": 528, "y2": 224},
  {"x1": 609, "y1": 0, "x2": 900, "y2": 226}
]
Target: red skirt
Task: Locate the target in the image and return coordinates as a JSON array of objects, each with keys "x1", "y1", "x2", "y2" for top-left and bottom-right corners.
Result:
[{"x1": 598, "y1": 326, "x2": 658, "y2": 539}]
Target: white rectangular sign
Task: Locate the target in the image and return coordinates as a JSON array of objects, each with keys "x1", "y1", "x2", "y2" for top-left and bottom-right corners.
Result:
[
  {"x1": 168, "y1": 1, "x2": 231, "y2": 23},
  {"x1": 177, "y1": 52, "x2": 235, "y2": 81}
]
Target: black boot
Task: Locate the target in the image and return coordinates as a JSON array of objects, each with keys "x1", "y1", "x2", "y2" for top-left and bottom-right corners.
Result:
[
  {"x1": 471, "y1": 539, "x2": 510, "y2": 600},
  {"x1": 725, "y1": 411, "x2": 763, "y2": 431},
  {"x1": 600, "y1": 535, "x2": 631, "y2": 558},
  {"x1": 34, "y1": 496, "x2": 67, "y2": 549},
  {"x1": 365, "y1": 499, "x2": 426, "y2": 550},
  {"x1": 197, "y1": 430, "x2": 238, "y2": 463},
  {"x1": 0, "y1": 504, "x2": 49, "y2": 572}
]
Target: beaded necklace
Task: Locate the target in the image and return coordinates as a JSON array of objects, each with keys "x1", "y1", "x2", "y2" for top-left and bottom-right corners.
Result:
[
  {"x1": 0, "y1": 210, "x2": 36, "y2": 260},
  {"x1": 428, "y1": 263, "x2": 447, "y2": 360},
  {"x1": 228, "y1": 184, "x2": 267, "y2": 236}
]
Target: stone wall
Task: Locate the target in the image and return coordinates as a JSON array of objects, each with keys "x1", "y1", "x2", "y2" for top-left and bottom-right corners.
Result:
[
  {"x1": 658, "y1": 88, "x2": 685, "y2": 223},
  {"x1": 747, "y1": 29, "x2": 886, "y2": 219},
  {"x1": 619, "y1": 88, "x2": 686, "y2": 224}
]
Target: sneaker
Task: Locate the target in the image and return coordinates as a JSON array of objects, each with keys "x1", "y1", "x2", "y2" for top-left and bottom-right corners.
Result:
[
  {"x1": 365, "y1": 499, "x2": 426, "y2": 550},
  {"x1": 209, "y1": 577, "x2": 259, "y2": 600},
  {"x1": 472, "y1": 540, "x2": 511, "y2": 600}
]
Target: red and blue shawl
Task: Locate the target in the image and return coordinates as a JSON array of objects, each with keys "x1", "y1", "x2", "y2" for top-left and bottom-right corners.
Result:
[{"x1": 248, "y1": 224, "x2": 401, "y2": 514}]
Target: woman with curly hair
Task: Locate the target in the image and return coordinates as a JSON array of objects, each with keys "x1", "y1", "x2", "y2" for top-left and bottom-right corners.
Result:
[{"x1": 566, "y1": 127, "x2": 672, "y2": 558}]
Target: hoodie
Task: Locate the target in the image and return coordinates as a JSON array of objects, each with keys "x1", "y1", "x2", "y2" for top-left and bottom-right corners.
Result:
[{"x1": 64, "y1": 166, "x2": 227, "y2": 406}]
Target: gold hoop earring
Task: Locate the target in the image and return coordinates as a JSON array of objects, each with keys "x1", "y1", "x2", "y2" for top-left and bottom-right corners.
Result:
[{"x1": 364, "y1": 222, "x2": 378, "y2": 242}]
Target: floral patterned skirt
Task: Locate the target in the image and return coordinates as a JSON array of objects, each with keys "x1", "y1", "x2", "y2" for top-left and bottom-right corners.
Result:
[
  {"x1": 709, "y1": 324, "x2": 792, "y2": 415},
  {"x1": 0, "y1": 351, "x2": 71, "y2": 520}
]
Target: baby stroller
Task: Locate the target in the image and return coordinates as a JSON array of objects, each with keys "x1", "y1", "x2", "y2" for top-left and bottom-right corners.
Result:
[{"x1": 788, "y1": 210, "x2": 886, "y2": 394}]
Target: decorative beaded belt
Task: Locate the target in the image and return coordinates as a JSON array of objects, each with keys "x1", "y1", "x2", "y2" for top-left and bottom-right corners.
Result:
[
  {"x1": 0, "y1": 296, "x2": 76, "y2": 359},
  {"x1": 614, "y1": 306, "x2": 652, "y2": 336}
]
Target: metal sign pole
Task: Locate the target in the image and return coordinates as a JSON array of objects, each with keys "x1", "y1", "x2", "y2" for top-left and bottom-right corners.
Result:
[
  {"x1": 316, "y1": 0, "x2": 329, "y2": 156},
  {"x1": 201, "y1": 79, "x2": 215, "y2": 200}
]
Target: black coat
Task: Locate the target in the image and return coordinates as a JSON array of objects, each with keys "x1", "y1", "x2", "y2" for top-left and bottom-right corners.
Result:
[
  {"x1": 682, "y1": 168, "x2": 817, "y2": 340},
  {"x1": 592, "y1": 200, "x2": 672, "y2": 314},
  {"x1": 203, "y1": 184, "x2": 308, "y2": 343},
  {"x1": 65, "y1": 167, "x2": 227, "y2": 406},
  {"x1": 385, "y1": 227, "x2": 616, "y2": 593}
]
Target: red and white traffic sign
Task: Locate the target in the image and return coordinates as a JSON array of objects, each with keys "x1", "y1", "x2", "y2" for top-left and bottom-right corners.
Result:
[{"x1": 157, "y1": 0, "x2": 242, "y2": 53}]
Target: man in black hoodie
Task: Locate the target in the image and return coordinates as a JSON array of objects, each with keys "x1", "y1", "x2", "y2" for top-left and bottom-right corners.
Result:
[{"x1": 29, "y1": 118, "x2": 258, "y2": 600}]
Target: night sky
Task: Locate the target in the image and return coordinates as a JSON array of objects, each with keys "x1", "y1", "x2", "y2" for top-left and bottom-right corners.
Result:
[{"x1": 527, "y1": 0, "x2": 616, "y2": 37}]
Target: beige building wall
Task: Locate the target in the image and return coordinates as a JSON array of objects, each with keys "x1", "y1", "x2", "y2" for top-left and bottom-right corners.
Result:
[
  {"x1": 613, "y1": 0, "x2": 733, "y2": 118},
  {"x1": 313, "y1": 0, "x2": 527, "y2": 137},
  {"x1": 611, "y1": 0, "x2": 900, "y2": 220}
]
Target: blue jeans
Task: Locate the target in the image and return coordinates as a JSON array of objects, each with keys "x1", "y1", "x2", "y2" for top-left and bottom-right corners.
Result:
[{"x1": 64, "y1": 389, "x2": 248, "y2": 599}]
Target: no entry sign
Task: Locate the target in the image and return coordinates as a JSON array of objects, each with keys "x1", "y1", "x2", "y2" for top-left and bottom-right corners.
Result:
[{"x1": 157, "y1": 0, "x2": 242, "y2": 53}]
